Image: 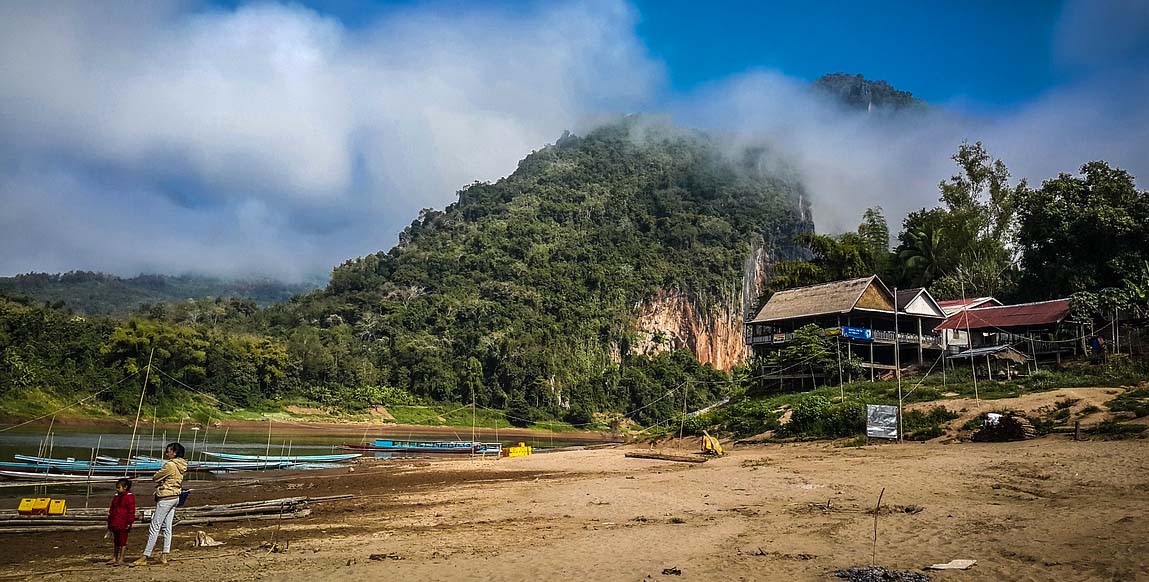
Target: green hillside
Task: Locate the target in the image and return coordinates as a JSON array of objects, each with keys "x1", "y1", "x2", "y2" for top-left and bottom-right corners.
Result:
[
  {"x1": 273, "y1": 118, "x2": 812, "y2": 419},
  {"x1": 1, "y1": 118, "x2": 813, "y2": 426},
  {"x1": 0, "y1": 272, "x2": 320, "y2": 315}
]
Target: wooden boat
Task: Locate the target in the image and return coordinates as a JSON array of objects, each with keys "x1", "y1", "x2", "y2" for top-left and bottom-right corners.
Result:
[
  {"x1": 341, "y1": 439, "x2": 502, "y2": 455},
  {"x1": 6, "y1": 457, "x2": 290, "y2": 473},
  {"x1": 201, "y1": 452, "x2": 361, "y2": 463},
  {"x1": 0, "y1": 470, "x2": 127, "y2": 482}
]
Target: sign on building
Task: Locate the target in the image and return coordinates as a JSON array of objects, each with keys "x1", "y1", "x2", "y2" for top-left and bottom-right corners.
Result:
[
  {"x1": 842, "y1": 326, "x2": 873, "y2": 341},
  {"x1": 866, "y1": 404, "x2": 899, "y2": 439}
]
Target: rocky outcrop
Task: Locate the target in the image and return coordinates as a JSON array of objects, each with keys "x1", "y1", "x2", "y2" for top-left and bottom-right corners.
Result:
[{"x1": 633, "y1": 239, "x2": 775, "y2": 370}]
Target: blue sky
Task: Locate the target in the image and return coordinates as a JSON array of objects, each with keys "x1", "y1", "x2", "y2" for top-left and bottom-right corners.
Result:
[
  {"x1": 633, "y1": 0, "x2": 1065, "y2": 107},
  {"x1": 0, "y1": 0, "x2": 1146, "y2": 279},
  {"x1": 283, "y1": 0, "x2": 1126, "y2": 106}
]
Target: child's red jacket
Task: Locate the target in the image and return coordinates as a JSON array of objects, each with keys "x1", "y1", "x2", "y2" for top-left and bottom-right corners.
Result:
[{"x1": 108, "y1": 491, "x2": 136, "y2": 530}]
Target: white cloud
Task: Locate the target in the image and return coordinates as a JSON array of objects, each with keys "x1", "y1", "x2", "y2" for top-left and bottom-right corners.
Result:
[
  {"x1": 0, "y1": 0, "x2": 660, "y2": 279},
  {"x1": 1, "y1": 0, "x2": 1145, "y2": 280},
  {"x1": 668, "y1": 66, "x2": 1149, "y2": 238}
]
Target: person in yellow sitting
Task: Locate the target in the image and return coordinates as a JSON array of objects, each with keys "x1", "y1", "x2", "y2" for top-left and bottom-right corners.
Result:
[{"x1": 131, "y1": 442, "x2": 188, "y2": 566}]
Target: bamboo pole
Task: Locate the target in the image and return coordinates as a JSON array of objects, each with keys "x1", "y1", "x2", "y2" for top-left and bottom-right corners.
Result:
[{"x1": 126, "y1": 348, "x2": 155, "y2": 463}]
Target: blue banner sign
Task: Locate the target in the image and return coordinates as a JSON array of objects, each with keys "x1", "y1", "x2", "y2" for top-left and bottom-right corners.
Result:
[{"x1": 841, "y1": 326, "x2": 872, "y2": 341}]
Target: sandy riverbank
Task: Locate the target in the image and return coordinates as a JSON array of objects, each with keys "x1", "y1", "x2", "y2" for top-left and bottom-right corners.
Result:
[{"x1": 1, "y1": 433, "x2": 1147, "y2": 581}]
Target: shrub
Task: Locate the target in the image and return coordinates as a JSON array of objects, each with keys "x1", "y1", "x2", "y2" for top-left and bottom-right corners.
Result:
[
  {"x1": 1091, "y1": 420, "x2": 1148, "y2": 439},
  {"x1": 782, "y1": 395, "x2": 866, "y2": 439},
  {"x1": 505, "y1": 396, "x2": 533, "y2": 428},
  {"x1": 710, "y1": 399, "x2": 781, "y2": 438},
  {"x1": 1107, "y1": 388, "x2": 1149, "y2": 418},
  {"x1": 902, "y1": 405, "x2": 959, "y2": 440}
]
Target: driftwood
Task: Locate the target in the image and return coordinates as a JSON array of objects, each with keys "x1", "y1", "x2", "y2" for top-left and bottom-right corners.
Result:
[{"x1": 624, "y1": 452, "x2": 708, "y2": 464}]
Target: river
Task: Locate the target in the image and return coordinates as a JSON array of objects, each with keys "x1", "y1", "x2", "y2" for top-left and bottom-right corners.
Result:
[{"x1": 0, "y1": 421, "x2": 620, "y2": 500}]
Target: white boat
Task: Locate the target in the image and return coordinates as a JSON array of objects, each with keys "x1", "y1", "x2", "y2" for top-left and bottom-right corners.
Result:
[{"x1": 0, "y1": 470, "x2": 127, "y2": 482}]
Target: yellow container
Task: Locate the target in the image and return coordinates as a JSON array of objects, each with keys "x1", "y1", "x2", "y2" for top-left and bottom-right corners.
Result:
[
  {"x1": 31, "y1": 498, "x2": 51, "y2": 515},
  {"x1": 17, "y1": 498, "x2": 36, "y2": 516},
  {"x1": 505, "y1": 442, "x2": 533, "y2": 458},
  {"x1": 48, "y1": 499, "x2": 67, "y2": 516}
]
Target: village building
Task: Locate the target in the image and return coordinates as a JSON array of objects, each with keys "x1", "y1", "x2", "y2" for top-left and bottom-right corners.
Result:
[
  {"x1": 935, "y1": 297, "x2": 1003, "y2": 354},
  {"x1": 744, "y1": 276, "x2": 946, "y2": 382},
  {"x1": 933, "y1": 298, "x2": 1077, "y2": 363}
]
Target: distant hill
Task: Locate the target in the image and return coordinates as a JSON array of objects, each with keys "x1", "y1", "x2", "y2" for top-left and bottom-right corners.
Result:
[
  {"x1": 813, "y1": 73, "x2": 923, "y2": 111},
  {"x1": 0, "y1": 271, "x2": 320, "y2": 315},
  {"x1": 285, "y1": 116, "x2": 813, "y2": 411}
]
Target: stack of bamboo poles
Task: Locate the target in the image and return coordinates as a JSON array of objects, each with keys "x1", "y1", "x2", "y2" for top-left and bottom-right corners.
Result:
[{"x1": 0, "y1": 495, "x2": 352, "y2": 534}]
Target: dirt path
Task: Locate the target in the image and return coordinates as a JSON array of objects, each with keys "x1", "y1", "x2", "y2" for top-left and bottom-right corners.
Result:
[{"x1": 2, "y1": 434, "x2": 1147, "y2": 581}]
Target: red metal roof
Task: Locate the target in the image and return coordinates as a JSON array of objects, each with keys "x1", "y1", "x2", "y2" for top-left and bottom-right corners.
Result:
[
  {"x1": 936, "y1": 299, "x2": 977, "y2": 309},
  {"x1": 934, "y1": 299, "x2": 1071, "y2": 332}
]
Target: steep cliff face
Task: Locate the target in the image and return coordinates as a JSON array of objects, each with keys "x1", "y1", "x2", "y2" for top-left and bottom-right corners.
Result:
[{"x1": 633, "y1": 239, "x2": 775, "y2": 370}]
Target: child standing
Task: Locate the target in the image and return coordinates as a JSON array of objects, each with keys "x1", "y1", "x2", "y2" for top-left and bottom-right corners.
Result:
[{"x1": 107, "y1": 478, "x2": 136, "y2": 565}]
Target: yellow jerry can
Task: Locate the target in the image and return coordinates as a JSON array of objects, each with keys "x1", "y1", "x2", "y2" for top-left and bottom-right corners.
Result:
[
  {"x1": 31, "y1": 497, "x2": 51, "y2": 515},
  {"x1": 48, "y1": 499, "x2": 67, "y2": 516},
  {"x1": 17, "y1": 498, "x2": 36, "y2": 516}
]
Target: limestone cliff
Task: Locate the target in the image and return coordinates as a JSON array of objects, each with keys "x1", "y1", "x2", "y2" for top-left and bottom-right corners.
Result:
[{"x1": 633, "y1": 239, "x2": 775, "y2": 370}]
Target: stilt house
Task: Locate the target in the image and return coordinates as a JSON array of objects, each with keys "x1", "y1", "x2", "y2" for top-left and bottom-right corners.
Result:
[{"x1": 745, "y1": 276, "x2": 945, "y2": 381}]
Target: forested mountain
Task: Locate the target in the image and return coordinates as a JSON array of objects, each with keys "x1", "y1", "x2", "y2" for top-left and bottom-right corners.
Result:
[
  {"x1": 814, "y1": 73, "x2": 923, "y2": 111},
  {"x1": 0, "y1": 272, "x2": 320, "y2": 315},
  {"x1": 1, "y1": 117, "x2": 814, "y2": 424},
  {"x1": 275, "y1": 118, "x2": 813, "y2": 415}
]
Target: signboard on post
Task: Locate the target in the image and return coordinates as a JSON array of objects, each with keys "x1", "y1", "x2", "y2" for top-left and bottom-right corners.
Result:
[
  {"x1": 842, "y1": 326, "x2": 872, "y2": 341},
  {"x1": 866, "y1": 404, "x2": 899, "y2": 439}
]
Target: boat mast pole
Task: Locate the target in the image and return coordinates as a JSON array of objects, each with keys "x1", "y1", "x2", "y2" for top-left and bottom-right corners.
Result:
[
  {"x1": 265, "y1": 418, "x2": 273, "y2": 467},
  {"x1": 126, "y1": 347, "x2": 155, "y2": 465},
  {"x1": 149, "y1": 406, "x2": 157, "y2": 458}
]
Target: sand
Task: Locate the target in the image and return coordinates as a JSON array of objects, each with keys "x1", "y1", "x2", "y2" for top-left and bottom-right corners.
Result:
[{"x1": 1, "y1": 430, "x2": 1147, "y2": 582}]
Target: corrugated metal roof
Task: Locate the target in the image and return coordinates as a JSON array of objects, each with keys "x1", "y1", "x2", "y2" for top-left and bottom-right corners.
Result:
[
  {"x1": 934, "y1": 299, "x2": 1071, "y2": 331},
  {"x1": 947, "y1": 344, "x2": 1029, "y2": 363},
  {"x1": 749, "y1": 276, "x2": 888, "y2": 323},
  {"x1": 936, "y1": 297, "x2": 1000, "y2": 315}
]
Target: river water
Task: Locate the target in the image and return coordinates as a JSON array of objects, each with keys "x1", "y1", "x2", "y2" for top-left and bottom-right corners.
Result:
[{"x1": 0, "y1": 422, "x2": 618, "y2": 500}]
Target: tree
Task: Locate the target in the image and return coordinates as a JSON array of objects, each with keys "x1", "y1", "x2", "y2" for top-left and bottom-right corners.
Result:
[
  {"x1": 857, "y1": 207, "x2": 891, "y2": 275},
  {"x1": 897, "y1": 222, "x2": 945, "y2": 287},
  {"x1": 101, "y1": 319, "x2": 208, "y2": 412},
  {"x1": 1016, "y1": 161, "x2": 1149, "y2": 298},
  {"x1": 765, "y1": 208, "x2": 892, "y2": 298},
  {"x1": 894, "y1": 142, "x2": 1026, "y2": 299}
]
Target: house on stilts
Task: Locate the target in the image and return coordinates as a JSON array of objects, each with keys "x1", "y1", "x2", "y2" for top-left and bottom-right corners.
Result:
[
  {"x1": 744, "y1": 276, "x2": 946, "y2": 386},
  {"x1": 933, "y1": 298, "x2": 1078, "y2": 366}
]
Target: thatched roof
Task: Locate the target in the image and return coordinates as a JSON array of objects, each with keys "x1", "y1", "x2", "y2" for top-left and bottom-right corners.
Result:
[{"x1": 749, "y1": 275, "x2": 892, "y2": 323}]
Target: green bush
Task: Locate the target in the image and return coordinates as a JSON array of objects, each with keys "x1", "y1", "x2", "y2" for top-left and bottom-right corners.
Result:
[
  {"x1": 1091, "y1": 419, "x2": 1148, "y2": 439},
  {"x1": 1107, "y1": 388, "x2": 1149, "y2": 418},
  {"x1": 708, "y1": 399, "x2": 781, "y2": 438},
  {"x1": 782, "y1": 395, "x2": 866, "y2": 439}
]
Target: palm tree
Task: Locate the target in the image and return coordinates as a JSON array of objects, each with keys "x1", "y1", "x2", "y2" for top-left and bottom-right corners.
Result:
[{"x1": 898, "y1": 225, "x2": 945, "y2": 287}]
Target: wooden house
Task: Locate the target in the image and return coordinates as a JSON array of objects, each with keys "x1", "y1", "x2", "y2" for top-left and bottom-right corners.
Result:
[{"x1": 745, "y1": 276, "x2": 946, "y2": 381}]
